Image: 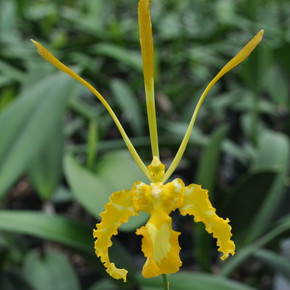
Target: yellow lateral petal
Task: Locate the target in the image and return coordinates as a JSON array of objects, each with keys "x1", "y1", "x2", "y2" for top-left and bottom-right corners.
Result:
[
  {"x1": 93, "y1": 190, "x2": 137, "y2": 282},
  {"x1": 164, "y1": 30, "x2": 264, "y2": 182},
  {"x1": 138, "y1": 0, "x2": 159, "y2": 158},
  {"x1": 179, "y1": 184, "x2": 235, "y2": 260},
  {"x1": 136, "y1": 209, "x2": 182, "y2": 278},
  {"x1": 31, "y1": 40, "x2": 150, "y2": 181}
]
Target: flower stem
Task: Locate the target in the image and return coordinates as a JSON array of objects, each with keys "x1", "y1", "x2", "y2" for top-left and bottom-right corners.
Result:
[{"x1": 162, "y1": 274, "x2": 169, "y2": 290}]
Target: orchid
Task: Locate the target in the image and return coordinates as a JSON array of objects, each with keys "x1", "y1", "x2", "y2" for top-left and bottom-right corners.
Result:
[{"x1": 31, "y1": 0, "x2": 263, "y2": 284}]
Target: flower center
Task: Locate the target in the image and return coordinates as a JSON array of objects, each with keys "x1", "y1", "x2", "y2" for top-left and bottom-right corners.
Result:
[{"x1": 148, "y1": 156, "x2": 165, "y2": 183}]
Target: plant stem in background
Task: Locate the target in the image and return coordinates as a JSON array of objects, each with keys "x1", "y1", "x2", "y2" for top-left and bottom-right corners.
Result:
[
  {"x1": 162, "y1": 274, "x2": 169, "y2": 290},
  {"x1": 86, "y1": 120, "x2": 98, "y2": 170}
]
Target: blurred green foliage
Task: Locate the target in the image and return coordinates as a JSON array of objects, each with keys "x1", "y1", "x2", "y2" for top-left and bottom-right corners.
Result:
[{"x1": 0, "y1": 0, "x2": 289, "y2": 289}]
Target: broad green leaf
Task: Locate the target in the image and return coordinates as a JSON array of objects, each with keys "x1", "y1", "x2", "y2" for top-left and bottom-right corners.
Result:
[
  {"x1": 88, "y1": 279, "x2": 118, "y2": 290},
  {"x1": 242, "y1": 42, "x2": 270, "y2": 94},
  {"x1": 222, "y1": 170, "x2": 277, "y2": 245},
  {"x1": 23, "y1": 250, "x2": 80, "y2": 290},
  {"x1": 215, "y1": 0, "x2": 236, "y2": 25},
  {"x1": 221, "y1": 215, "x2": 290, "y2": 277},
  {"x1": 0, "y1": 270, "x2": 35, "y2": 290},
  {"x1": 0, "y1": 73, "x2": 75, "y2": 197},
  {"x1": 92, "y1": 43, "x2": 142, "y2": 72},
  {"x1": 196, "y1": 124, "x2": 228, "y2": 193},
  {"x1": 64, "y1": 154, "x2": 113, "y2": 220},
  {"x1": 28, "y1": 122, "x2": 64, "y2": 200},
  {"x1": 0, "y1": 210, "x2": 137, "y2": 281},
  {"x1": 246, "y1": 130, "x2": 290, "y2": 242},
  {"x1": 110, "y1": 78, "x2": 144, "y2": 136},
  {"x1": 64, "y1": 151, "x2": 149, "y2": 231},
  {"x1": 0, "y1": 60, "x2": 24, "y2": 82},
  {"x1": 0, "y1": 88, "x2": 15, "y2": 112},
  {"x1": 0, "y1": 210, "x2": 92, "y2": 254},
  {"x1": 0, "y1": 1, "x2": 18, "y2": 40},
  {"x1": 95, "y1": 150, "x2": 146, "y2": 190},
  {"x1": 265, "y1": 65, "x2": 288, "y2": 106},
  {"x1": 254, "y1": 249, "x2": 290, "y2": 282},
  {"x1": 139, "y1": 272, "x2": 255, "y2": 290}
]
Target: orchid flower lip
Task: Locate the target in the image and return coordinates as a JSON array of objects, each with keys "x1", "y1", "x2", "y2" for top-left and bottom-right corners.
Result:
[{"x1": 93, "y1": 160, "x2": 235, "y2": 281}]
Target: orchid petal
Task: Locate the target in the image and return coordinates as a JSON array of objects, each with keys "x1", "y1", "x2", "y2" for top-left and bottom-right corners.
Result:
[
  {"x1": 93, "y1": 190, "x2": 137, "y2": 282},
  {"x1": 179, "y1": 184, "x2": 235, "y2": 260}
]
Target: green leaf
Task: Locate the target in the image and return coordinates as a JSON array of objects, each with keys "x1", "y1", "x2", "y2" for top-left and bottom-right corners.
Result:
[
  {"x1": 0, "y1": 270, "x2": 35, "y2": 290},
  {"x1": 139, "y1": 272, "x2": 255, "y2": 290},
  {"x1": 92, "y1": 43, "x2": 142, "y2": 72},
  {"x1": 28, "y1": 122, "x2": 64, "y2": 200},
  {"x1": 23, "y1": 250, "x2": 81, "y2": 290},
  {"x1": 86, "y1": 120, "x2": 98, "y2": 170},
  {"x1": 0, "y1": 73, "x2": 76, "y2": 197},
  {"x1": 95, "y1": 150, "x2": 146, "y2": 191},
  {"x1": 110, "y1": 78, "x2": 144, "y2": 136},
  {"x1": 222, "y1": 170, "x2": 277, "y2": 245},
  {"x1": 214, "y1": 0, "x2": 236, "y2": 25},
  {"x1": 0, "y1": 60, "x2": 25, "y2": 82},
  {"x1": 196, "y1": 125, "x2": 228, "y2": 193},
  {"x1": 0, "y1": 210, "x2": 92, "y2": 254},
  {"x1": 254, "y1": 249, "x2": 290, "y2": 282},
  {"x1": 64, "y1": 151, "x2": 149, "y2": 231},
  {"x1": 64, "y1": 154, "x2": 112, "y2": 219},
  {"x1": 265, "y1": 65, "x2": 288, "y2": 106},
  {"x1": 242, "y1": 42, "x2": 270, "y2": 94},
  {"x1": 221, "y1": 214, "x2": 290, "y2": 277},
  {"x1": 0, "y1": 210, "x2": 137, "y2": 281},
  {"x1": 88, "y1": 279, "x2": 118, "y2": 290},
  {"x1": 246, "y1": 130, "x2": 290, "y2": 242}
]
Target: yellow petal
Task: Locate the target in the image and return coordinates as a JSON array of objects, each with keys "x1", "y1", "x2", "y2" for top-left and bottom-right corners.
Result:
[
  {"x1": 31, "y1": 39, "x2": 150, "y2": 181},
  {"x1": 179, "y1": 184, "x2": 235, "y2": 260},
  {"x1": 136, "y1": 209, "x2": 182, "y2": 278},
  {"x1": 138, "y1": 0, "x2": 159, "y2": 158},
  {"x1": 93, "y1": 190, "x2": 137, "y2": 282},
  {"x1": 164, "y1": 30, "x2": 264, "y2": 182}
]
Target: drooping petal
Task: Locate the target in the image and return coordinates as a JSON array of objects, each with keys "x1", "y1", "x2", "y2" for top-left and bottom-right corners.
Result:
[
  {"x1": 31, "y1": 40, "x2": 150, "y2": 180},
  {"x1": 93, "y1": 190, "x2": 137, "y2": 282},
  {"x1": 136, "y1": 209, "x2": 182, "y2": 278},
  {"x1": 179, "y1": 184, "x2": 235, "y2": 260},
  {"x1": 138, "y1": 0, "x2": 159, "y2": 158}
]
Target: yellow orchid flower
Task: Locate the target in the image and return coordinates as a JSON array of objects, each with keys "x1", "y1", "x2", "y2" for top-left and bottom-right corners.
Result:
[{"x1": 31, "y1": 0, "x2": 263, "y2": 283}]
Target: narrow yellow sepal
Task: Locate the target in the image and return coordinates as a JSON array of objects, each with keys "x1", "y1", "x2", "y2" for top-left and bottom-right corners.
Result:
[
  {"x1": 31, "y1": 39, "x2": 150, "y2": 180},
  {"x1": 93, "y1": 190, "x2": 137, "y2": 282},
  {"x1": 164, "y1": 30, "x2": 264, "y2": 182},
  {"x1": 179, "y1": 184, "x2": 235, "y2": 260},
  {"x1": 138, "y1": 0, "x2": 159, "y2": 158}
]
